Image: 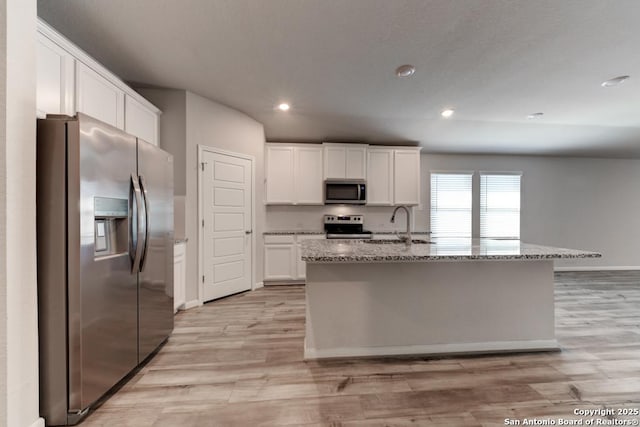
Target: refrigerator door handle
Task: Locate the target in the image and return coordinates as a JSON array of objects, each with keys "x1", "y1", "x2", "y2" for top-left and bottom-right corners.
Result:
[
  {"x1": 138, "y1": 175, "x2": 150, "y2": 272},
  {"x1": 130, "y1": 173, "x2": 144, "y2": 273}
]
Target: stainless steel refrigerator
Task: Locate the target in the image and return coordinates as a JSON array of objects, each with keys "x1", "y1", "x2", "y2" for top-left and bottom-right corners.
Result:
[{"x1": 36, "y1": 113, "x2": 174, "y2": 426}]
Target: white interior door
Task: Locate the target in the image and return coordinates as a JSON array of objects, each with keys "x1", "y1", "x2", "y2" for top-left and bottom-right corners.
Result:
[{"x1": 201, "y1": 150, "x2": 252, "y2": 302}]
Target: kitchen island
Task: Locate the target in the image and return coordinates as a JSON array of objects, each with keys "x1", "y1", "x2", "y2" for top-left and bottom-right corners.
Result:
[{"x1": 300, "y1": 238, "x2": 600, "y2": 359}]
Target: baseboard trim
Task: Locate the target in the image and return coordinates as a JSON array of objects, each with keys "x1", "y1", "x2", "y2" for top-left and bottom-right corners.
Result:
[
  {"x1": 264, "y1": 280, "x2": 305, "y2": 286},
  {"x1": 304, "y1": 339, "x2": 560, "y2": 360},
  {"x1": 29, "y1": 417, "x2": 45, "y2": 427},
  {"x1": 182, "y1": 299, "x2": 202, "y2": 310},
  {"x1": 555, "y1": 266, "x2": 640, "y2": 272},
  {"x1": 253, "y1": 281, "x2": 264, "y2": 290}
]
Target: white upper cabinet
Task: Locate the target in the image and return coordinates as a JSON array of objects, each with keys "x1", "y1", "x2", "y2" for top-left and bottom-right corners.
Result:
[
  {"x1": 76, "y1": 62, "x2": 125, "y2": 129},
  {"x1": 266, "y1": 142, "x2": 420, "y2": 206},
  {"x1": 37, "y1": 19, "x2": 160, "y2": 145},
  {"x1": 324, "y1": 145, "x2": 346, "y2": 179},
  {"x1": 367, "y1": 146, "x2": 421, "y2": 206},
  {"x1": 294, "y1": 145, "x2": 323, "y2": 205},
  {"x1": 36, "y1": 32, "x2": 75, "y2": 117},
  {"x1": 323, "y1": 143, "x2": 367, "y2": 179},
  {"x1": 345, "y1": 146, "x2": 367, "y2": 179},
  {"x1": 265, "y1": 144, "x2": 323, "y2": 205},
  {"x1": 265, "y1": 145, "x2": 295, "y2": 204},
  {"x1": 125, "y1": 95, "x2": 159, "y2": 145},
  {"x1": 366, "y1": 148, "x2": 394, "y2": 205},
  {"x1": 393, "y1": 148, "x2": 421, "y2": 205}
]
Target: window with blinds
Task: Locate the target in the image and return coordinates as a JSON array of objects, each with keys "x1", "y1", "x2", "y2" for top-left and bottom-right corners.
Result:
[
  {"x1": 430, "y1": 173, "x2": 473, "y2": 237},
  {"x1": 480, "y1": 173, "x2": 522, "y2": 239}
]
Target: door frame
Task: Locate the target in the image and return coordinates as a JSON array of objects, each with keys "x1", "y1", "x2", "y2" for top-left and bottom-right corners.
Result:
[{"x1": 197, "y1": 145, "x2": 256, "y2": 304}]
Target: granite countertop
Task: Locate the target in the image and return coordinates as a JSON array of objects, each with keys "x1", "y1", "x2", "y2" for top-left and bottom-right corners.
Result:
[
  {"x1": 174, "y1": 238, "x2": 188, "y2": 244},
  {"x1": 264, "y1": 231, "x2": 326, "y2": 235},
  {"x1": 300, "y1": 238, "x2": 602, "y2": 263},
  {"x1": 263, "y1": 230, "x2": 432, "y2": 236},
  {"x1": 372, "y1": 231, "x2": 432, "y2": 235}
]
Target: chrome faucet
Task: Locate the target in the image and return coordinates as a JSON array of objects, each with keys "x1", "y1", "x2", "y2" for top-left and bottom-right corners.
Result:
[{"x1": 390, "y1": 205, "x2": 412, "y2": 244}]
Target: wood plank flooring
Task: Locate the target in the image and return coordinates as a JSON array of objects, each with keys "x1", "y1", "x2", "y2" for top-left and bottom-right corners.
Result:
[{"x1": 81, "y1": 271, "x2": 640, "y2": 426}]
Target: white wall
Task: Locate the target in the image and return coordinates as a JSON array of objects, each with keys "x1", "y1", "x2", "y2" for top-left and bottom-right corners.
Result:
[
  {"x1": 186, "y1": 92, "x2": 266, "y2": 299},
  {"x1": 1, "y1": 0, "x2": 42, "y2": 426},
  {"x1": 417, "y1": 154, "x2": 640, "y2": 268},
  {"x1": 138, "y1": 88, "x2": 267, "y2": 302}
]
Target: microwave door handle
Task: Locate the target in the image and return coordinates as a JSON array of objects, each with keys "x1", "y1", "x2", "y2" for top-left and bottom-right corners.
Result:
[
  {"x1": 138, "y1": 175, "x2": 150, "y2": 272},
  {"x1": 130, "y1": 174, "x2": 144, "y2": 273},
  {"x1": 357, "y1": 184, "x2": 362, "y2": 201}
]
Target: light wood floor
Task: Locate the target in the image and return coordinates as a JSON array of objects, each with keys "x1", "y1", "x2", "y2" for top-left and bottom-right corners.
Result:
[{"x1": 81, "y1": 271, "x2": 640, "y2": 426}]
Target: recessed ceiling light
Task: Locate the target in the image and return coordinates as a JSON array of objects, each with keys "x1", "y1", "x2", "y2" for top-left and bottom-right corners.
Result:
[
  {"x1": 601, "y1": 75, "x2": 630, "y2": 87},
  {"x1": 527, "y1": 112, "x2": 544, "y2": 119},
  {"x1": 441, "y1": 109, "x2": 455, "y2": 118},
  {"x1": 277, "y1": 103, "x2": 290, "y2": 111},
  {"x1": 395, "y1": 64, "x2": 416, "y2": 78}
]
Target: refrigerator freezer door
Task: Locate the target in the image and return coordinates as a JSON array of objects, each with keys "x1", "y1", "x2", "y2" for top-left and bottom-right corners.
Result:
[
  {"x1": 37, "y1": 117, "x2": 75, "y2": 426},
  {"x1": 70, "y1": 114, "x2": 139, "y2": 412},
  {"x1": 137, "y1": 139, "x2": 174, "y2": 362}
]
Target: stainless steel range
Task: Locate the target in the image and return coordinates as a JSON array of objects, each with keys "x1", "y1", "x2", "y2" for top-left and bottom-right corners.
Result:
[{"x1": 324, "y1": 215, "x2": 372, "y2": 239}]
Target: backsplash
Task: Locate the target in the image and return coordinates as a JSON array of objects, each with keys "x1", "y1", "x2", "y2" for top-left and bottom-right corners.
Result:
[{"x1": 265, "y1": 205, "x2": 428, "y2": 232}]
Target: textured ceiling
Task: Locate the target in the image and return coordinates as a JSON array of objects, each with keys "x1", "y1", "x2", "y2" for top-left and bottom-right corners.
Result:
[{"x1": 38, "y1": 0, "x2": 640, "y2": 157}]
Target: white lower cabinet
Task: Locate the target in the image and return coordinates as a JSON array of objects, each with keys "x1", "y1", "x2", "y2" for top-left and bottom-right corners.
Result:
[
  {"x1": 173, "y1": 242, "x2": 187, "y2": 312},
  {"x1": 264, "y1": 234, "x2": 325, "y2": 283},
  {"x1": 264, "y1": 235, "x2": 297, "y2": 281}
]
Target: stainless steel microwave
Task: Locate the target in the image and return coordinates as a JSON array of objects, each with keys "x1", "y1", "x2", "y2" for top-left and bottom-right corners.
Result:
[{"x1": 324, "y1": 179, "x2": 366, "y2": 204}]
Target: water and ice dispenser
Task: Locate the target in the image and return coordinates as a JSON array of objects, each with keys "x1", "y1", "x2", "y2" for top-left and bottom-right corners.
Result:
[{"x1": 94, "y1": 197, "x2": 129, "y2": 257}]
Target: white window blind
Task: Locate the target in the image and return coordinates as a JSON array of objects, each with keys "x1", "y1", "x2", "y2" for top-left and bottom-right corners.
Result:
[
  {"x1": 480, "y1": 173, "x2": 521, "y2": 239},
  {"x1": 430, "y1": 173, "x2": 473, "y2": 237}
]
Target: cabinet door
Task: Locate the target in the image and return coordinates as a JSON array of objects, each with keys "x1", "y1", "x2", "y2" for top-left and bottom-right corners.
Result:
[
  {"x1": 76, "y1": 62, "x2": 125, "y2": 129},
  {"x1": 346, "y1": 146, "x2": 367, "y2": 179},
  {"x1": 367, "y1": 148, "x2": 394, "y2": 205},
  {"x1": 324, "y1": 145, "x2": 346, "y2": 179},
  {"x1": 37, "y1": 33, "x2": 75, "y2": 117},
  {"x1": 125, "y1": 95, "x2": 159, "y2": 145},
  {"x1": 264, "y1": 244, "x2": 296, "y2": 280},
  {"x1": 394, "y1": 149, "x2": 421, "y2": 205},
  {"x1": 294, "y1": 146, "x2": 323, "y2": 205},
  {"x1": 265, "y1": 145, "x2": 295, "y2": 204},
  {"x1": 173, "y1": 243, "x2": 186, "y2": 312}
]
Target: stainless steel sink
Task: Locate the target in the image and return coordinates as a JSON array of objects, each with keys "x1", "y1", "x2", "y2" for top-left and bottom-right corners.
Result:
[{"x1": 363, "y1": 239, "x2": 432, "y2": 244}]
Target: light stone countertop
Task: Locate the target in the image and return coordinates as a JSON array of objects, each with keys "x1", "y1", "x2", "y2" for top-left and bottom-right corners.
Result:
[
  {"x1": 263, "y1": 231, "x2": 326, "y2": 235},
  {"x1": 263, "y1": 230, "x2": 432, "y2": 236},
  {"x1": 300, "y1": 238, "x2": 602, "y2": 263}
]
